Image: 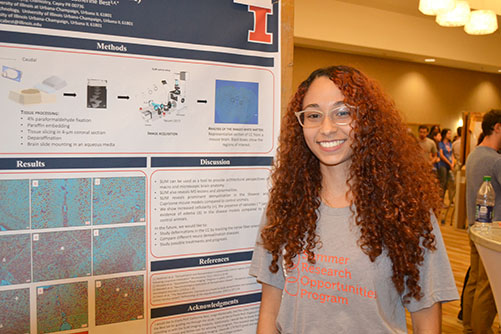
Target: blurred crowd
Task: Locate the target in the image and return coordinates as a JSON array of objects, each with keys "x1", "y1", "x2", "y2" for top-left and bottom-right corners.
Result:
[{"x1": 416, "y1": 124, "x2": 462, "y2": 210}]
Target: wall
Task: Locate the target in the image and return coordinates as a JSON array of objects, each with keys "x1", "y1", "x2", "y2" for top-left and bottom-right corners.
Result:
[
  {"x1": 294, "y1": 0, "x2": 501, "y2": 73},
  {"x1": 292, "y1": 47, "x2": 501, "y2": 132}
]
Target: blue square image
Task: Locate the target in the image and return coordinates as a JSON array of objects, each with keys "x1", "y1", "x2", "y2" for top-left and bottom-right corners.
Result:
[
  {"x1": 93, "y1": 226, "x2": 146, "y2": 275},
  {"x1": 0, "y1": 179, "x2": 29, "y2": 231},
  {"x1": 93, "y1": 177, "x2": 146, "y2": 225},
  {"x1": 0, "y1": 234, "x2": 31, "y2": 285},
  {"x1": 0, "y1": 288, "x2": 30, "y2": 333},
  {"x1": 215, "y1": 80, "x2": 259, "y2": 125},
  {"x1": 31, "y1": 178, "x2": 91, "y2": 229}
]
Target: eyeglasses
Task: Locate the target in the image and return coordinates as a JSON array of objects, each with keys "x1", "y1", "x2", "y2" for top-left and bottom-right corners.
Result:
[{"x1": 295, "y1": 101, "x2": 354, "y2": 128}]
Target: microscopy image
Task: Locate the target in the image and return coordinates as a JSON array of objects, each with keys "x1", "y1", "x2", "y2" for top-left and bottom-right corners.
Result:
[
  {"x1": 32, "y1": 230, "x2": 91, "y2": 282},
  {"x1": 0, "y1": 234, "x2": 31, "y2": 285},
  {"x1": 87, "y1": 79, "x2": 107, "y2": 109},
  {"x1": 31, "y1": 178, "x2": 91, "y2": 229},
  {"x1": 95, "y1": 275, "x2": 144, "y2": 326},
  {"x1": 93, "y1": 177, "x2": 145, "y2": 225},
  {"x1": 0, "y1": 179, "x2": 29, "y2": 231},
  {"x1": 37, "y1": 281, "x2": 88, "y2": 333},
  {"x1": 93, "y1": 226, "x2": 146, "y2": 275},
  {"x1": 215, "y1": 79, "x2": 259, "y2": 125},
  {"x1": 0, "y1": 288, "x2": 30, "y2": 333}
]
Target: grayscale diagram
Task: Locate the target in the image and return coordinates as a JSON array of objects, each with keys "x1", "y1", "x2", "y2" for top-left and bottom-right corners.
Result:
[
  {"x1": 138, "y1": 71, "x2": 188, "y2": 122},
  {"x1": 87, "y1": 79, "x2": 107, "y2": 109}
]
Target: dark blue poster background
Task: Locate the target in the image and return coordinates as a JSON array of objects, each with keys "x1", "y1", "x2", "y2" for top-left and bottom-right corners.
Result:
[{"x1": 1, "y1": 0, "x2": 279, "y2": 52}]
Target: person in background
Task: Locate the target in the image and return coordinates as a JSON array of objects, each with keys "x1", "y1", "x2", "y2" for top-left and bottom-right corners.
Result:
[
  {"x1": 418, "y1": 125, "x2": 438, "y2": 168},
  {"x1": 428, "y1": 125, "x2": 441, "y2": 141},
  {"x1": 449, "y1": 126, "x2": 463, "y2": 211},
  {"x1": 250, "y1": 65, "x2": 458, "y2": 333},
  {"x1": 430, "y1": 127, "x2": 442, "y2": 177},
  {"x1": 463, "y1": 109, "x2": 501, "y2": 334},
  {"x1": 452, "y1": 126, "x2": 462, "y2": 166},
  {"x1": 438, "y1": 128, "x2": 455, "y2": 207}
]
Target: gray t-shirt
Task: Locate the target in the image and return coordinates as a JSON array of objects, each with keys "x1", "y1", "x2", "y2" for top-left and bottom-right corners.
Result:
[
  {"x1": 250, "y1": 204, "x2": 458, "y2": 333},
  {"x1": 418, "y1": 137, "x2": 437, "y2": 163},
  {"x1": 465, "y1": 145, "x2": 501, "y2": 226}
]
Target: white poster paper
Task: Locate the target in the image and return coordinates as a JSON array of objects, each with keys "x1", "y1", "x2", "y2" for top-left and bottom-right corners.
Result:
[{"x1": 0, "y1": 1, "x2": 280, "y2": 333}]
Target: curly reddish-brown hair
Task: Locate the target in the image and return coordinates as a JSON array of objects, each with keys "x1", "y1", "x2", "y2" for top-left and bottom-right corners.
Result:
[{"x1": 261, "y1": 65, "x2": 441, "y2": 302}]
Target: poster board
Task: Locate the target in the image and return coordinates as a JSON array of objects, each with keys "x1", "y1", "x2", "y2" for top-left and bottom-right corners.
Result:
[{"x1": 0, "y1": 1, "x2": 280, "y2": 333}]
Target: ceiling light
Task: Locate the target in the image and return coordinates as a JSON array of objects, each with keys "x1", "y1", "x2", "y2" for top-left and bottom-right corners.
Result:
[
  {"x1": 425, "y1": 58, "x2": 436, "y2": 62},
  {"x1": 436, "y1": 1, "x2": 470, "y2": 27},
  {"x1": 498, "y1": 69, "x2": 501, "y2": 72},
  {"x1": 464, "y1": 10, "x2": 498, "y2": 35},
  {"x1": 419, "y1": 0, "x2": 456, "y2": 16}
]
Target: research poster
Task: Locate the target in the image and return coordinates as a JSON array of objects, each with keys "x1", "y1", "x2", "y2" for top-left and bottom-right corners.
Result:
[{"x1": 0, "y1": 1, "x2": 280, "y2": 333}]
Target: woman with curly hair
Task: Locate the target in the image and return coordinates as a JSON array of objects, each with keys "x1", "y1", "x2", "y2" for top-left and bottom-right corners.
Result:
[{"x1": 249, "y1": 66, "x2": 458, "y2": 333}]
